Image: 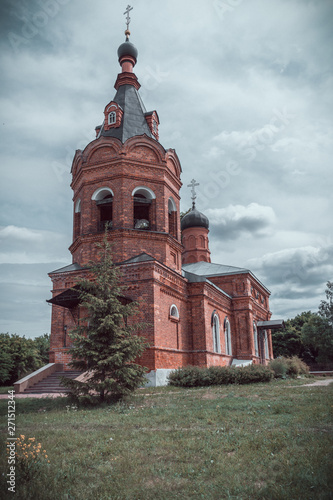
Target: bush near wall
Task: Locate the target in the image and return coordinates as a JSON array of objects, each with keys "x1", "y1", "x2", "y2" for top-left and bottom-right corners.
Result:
[
  {"x1": 269, "y1": 356, "x2": 310, "y2": 379},
  {"x1": 168, "y1": 364, "x2": 274, "y2": 387}
]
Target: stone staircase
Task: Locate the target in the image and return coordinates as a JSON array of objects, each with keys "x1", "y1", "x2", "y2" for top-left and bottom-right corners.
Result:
[{"x1": 23, "y1": 370, "x2": 83, "y2": 394}]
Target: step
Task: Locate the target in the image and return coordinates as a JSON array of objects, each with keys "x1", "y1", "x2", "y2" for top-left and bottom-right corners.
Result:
[{"x1": 23, "y1": 371, "x2": 83, "y2": 394}]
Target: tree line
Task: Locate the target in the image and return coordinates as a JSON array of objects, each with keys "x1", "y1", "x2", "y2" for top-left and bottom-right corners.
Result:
[
  {"x1": 0, "y1": 333, "x2": 50, "y2": 385},
  {"x1": 271, "y1": 281, "x2": 333, "y2": 369}
]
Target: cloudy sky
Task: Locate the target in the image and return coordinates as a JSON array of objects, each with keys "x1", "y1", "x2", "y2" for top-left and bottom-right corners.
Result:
[{"x1": 0, "y1": 0, "x2": 332, "y2": 339}]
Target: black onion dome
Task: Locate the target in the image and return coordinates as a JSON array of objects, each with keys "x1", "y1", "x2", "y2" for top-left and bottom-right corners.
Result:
[
  {"x1": 181, "y1": 208, "x2": 209, "y2": 231},
  {"x1": 117, "y1": 40, "x2": 138, "y2": 62}
]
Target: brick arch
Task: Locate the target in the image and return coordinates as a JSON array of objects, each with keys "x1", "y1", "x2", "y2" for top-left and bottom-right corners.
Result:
[
  {"x1": 166, "y1": 150, "x2": 182, "y2": 178},
  {"x1": 81, "y1": 137, "x2": 122, "y2": 164},
  {"x1": 71, "y1": 150, "x2": 82, "y2": 176},
  {"x1": 188, "y1": 235, "x2": 196, "y2": 249},
  {"x1": 129, "y1": 145, "x2": 160, "y2": 163},
  {"x1": 88, "y1": 145, "x2": 119, "y2": 164},
  {"x1": 124, "y1": 136, "x2": 165, "y2": 163}
]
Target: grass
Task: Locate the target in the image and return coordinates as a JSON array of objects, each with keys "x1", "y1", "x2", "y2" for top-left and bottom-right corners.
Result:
[
  {"x1": 0, "y1": 379, "x2": 332, "y2": 499},
  {"x1": 0, "y1": 386, "x2": 13, "y2": 395}
]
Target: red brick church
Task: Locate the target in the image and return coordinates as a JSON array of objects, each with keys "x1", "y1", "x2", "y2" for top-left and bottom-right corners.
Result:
[{"x1": 47, "y1": 23, "x2": 279, "y2": 386}]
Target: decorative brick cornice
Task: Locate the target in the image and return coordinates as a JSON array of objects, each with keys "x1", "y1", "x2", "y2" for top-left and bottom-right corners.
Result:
[{"x1": 114, "y1": 72, "x2": 141, "y2": 90}]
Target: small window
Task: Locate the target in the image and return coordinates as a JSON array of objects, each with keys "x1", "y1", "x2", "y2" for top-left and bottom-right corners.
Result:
[
  {"x1": 224, "y1": 318, "x2": 232, "y2": 356},
  {"x1": 170, "y1": 305, "x2": 179, "y2": 319},
  {"x1": 108, "y1": 112, "x2": 116, "y2": 125}
]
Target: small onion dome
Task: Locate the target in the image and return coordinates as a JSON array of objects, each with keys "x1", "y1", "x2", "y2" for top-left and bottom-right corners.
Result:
[
  {"x1": 181, "y1": 208, "x2": 209, "y2": 231},
  {"x1": 117, "y1": 39, "x2": 138, "y2": 63}
]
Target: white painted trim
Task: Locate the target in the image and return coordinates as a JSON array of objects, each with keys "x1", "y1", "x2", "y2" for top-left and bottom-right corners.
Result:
[
  {"x1": 132, "y1": 186, "x2": 156, "y2": 200},
  {"x1": 212, "y1": 314, "x2": 221, "y2": 354},
  {"x1": 170, "y1": 304, "x2": 179, "y2": 318},
  {"x1": 91, "y1": 187, "x2": 114, "y2": 201},
  {"x1": 74, "y1": 198, "x2": 81, "y2": 213},
  {"x1": 232, "y1": 359, "x2": 253, "y2": 367},
  {"x1": 108, "y1": 111, "x2": 116, "y2": 125},
  {"x1": 224, "y1": 318, "x2": 232, "y2": 356},
  {"x1": 168, "y1": 196, "x2": 177, "y2": 213}
]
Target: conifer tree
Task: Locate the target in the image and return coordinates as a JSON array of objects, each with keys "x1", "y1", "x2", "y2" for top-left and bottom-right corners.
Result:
[{"x1": 64, "y1": 236, "x2": 148, "y2": 402}]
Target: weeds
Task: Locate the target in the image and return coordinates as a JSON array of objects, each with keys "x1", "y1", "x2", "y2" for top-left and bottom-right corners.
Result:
[
  {"x1": 269, "y1": 356, "x2": 310, "y2": 379},
  {"x1": 0, "y1": 380, "x2": 331, "y2": 499}
]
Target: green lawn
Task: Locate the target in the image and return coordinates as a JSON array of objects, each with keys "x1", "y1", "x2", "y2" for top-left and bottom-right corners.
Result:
[{"x1": 0, "y1": 379, "x2": 332, "y2": 499}]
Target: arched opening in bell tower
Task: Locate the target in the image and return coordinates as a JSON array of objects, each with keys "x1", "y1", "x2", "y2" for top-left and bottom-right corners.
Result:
[
  {"x1": 74, "y1": 199, "x2": 81, "y2": 239},
  {"x1": 92, "y1": 187, "x2": 114, "y2": 232},
  {"x1": 168, "y1": 197, "x2": 177, "y2": 238},
  {"x1": 132, "y1": 186, "x2": 156, "y2": 230}
]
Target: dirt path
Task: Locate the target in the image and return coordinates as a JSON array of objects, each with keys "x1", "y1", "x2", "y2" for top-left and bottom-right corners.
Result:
[
  {"x1": 0, "y1": 392, "x2": 67, "y2": 399},
  {"x1": 297, "y1": 378, "x2": 333, "y2": 387}
]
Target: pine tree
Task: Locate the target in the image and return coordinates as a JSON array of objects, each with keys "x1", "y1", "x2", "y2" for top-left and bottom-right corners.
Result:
[{"x1": 64, "y1": 237, "x2": 148, "y2": 403}]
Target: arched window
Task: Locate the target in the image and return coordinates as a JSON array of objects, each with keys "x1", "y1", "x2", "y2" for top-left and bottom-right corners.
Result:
[
  {"x1": 168, "y1": 197, "x2": 177, "y2": 238},
  {"x1": 132, "y1": 187, "x2": 156, "y2": 230},
  {"x1": 108, "y1": 111, "x2": 116, "y2": 125},
  {"x1": 74, "y1": 198, "x2": 81, "y2": 239},
  {"x1": 253, "y1": 321, "x2": 259, "y2": 357},
  {"x1": 212, "y1": 313, "x2": 221, "y2": 353},
  {"x1": 224, "y1": 318, "x2": 232, "y2": 356},
  {"x1": 170, "y1": 304, "x2": 179, "y2": 319},
  {"x1": 264, "y1": 330, "x2": 269, "y2": 359},
  {"x1": 92, "y1": 187, "x2": 114, "y2": 231}
]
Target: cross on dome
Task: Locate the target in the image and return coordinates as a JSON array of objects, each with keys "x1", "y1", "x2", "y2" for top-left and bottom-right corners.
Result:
[
  {"x1": 124, "y1": 5, "x2": 133, "y2": 37},
  {"x1": 187, "y1": 179, "x2": 199, "y2": 209}
]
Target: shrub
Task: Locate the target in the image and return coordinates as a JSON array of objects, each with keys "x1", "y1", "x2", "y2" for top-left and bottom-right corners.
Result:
[
  {"x1": 269, "y1": 358, "x2": 288, "y2": 379},
  {"x1": 234, "y1": 364, "x2": 274, "y2": 384},
  {"x1": 168, "y1": 366, "x2": 203, "y2": 387},
  {"x1": 269, "y1": 356, "x2": 310, "y2": 379},
  {"x1": 168, "y1": 364, "x2": 273, "y2": 387}
]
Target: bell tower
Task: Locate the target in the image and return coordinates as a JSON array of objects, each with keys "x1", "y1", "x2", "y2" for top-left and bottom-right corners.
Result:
[{"x1": 68, "y1": 21, "x2": 183, "y2": 272}]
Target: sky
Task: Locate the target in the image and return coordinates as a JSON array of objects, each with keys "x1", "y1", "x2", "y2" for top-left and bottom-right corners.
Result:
[{"x1": 0, "y1": 0, "x2": 332, "y2": 339}]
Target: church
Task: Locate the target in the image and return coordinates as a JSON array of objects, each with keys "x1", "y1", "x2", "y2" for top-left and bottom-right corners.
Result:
[{"x1": 47, "y1": 19, "x2": 279, "y2": 386}]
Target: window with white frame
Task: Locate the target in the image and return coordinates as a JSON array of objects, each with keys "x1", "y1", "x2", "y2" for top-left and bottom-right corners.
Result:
[
  {"x1": 170, "y1": 304, "x2": 179, "y2": 319},
  {"x1": 264, "y1": 330, "x2": 269, "y2": 359},
  {"x1": 212, "y1": 313, "x2": 221, "y2": 353},
  {"x1": 224, "y1": 318, "x2": 232, "y2": 356},
  {"x1": 253, "y1": 321, "x2": 259, "y2": 357},
  {"x1": 108, "y1": 111, "x2": 116, "y2": 125}
]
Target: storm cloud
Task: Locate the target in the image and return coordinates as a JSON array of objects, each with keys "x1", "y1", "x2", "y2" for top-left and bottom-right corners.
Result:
[{"x1": 0, "y1": 0, "x2": 332, "y2": 336}]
